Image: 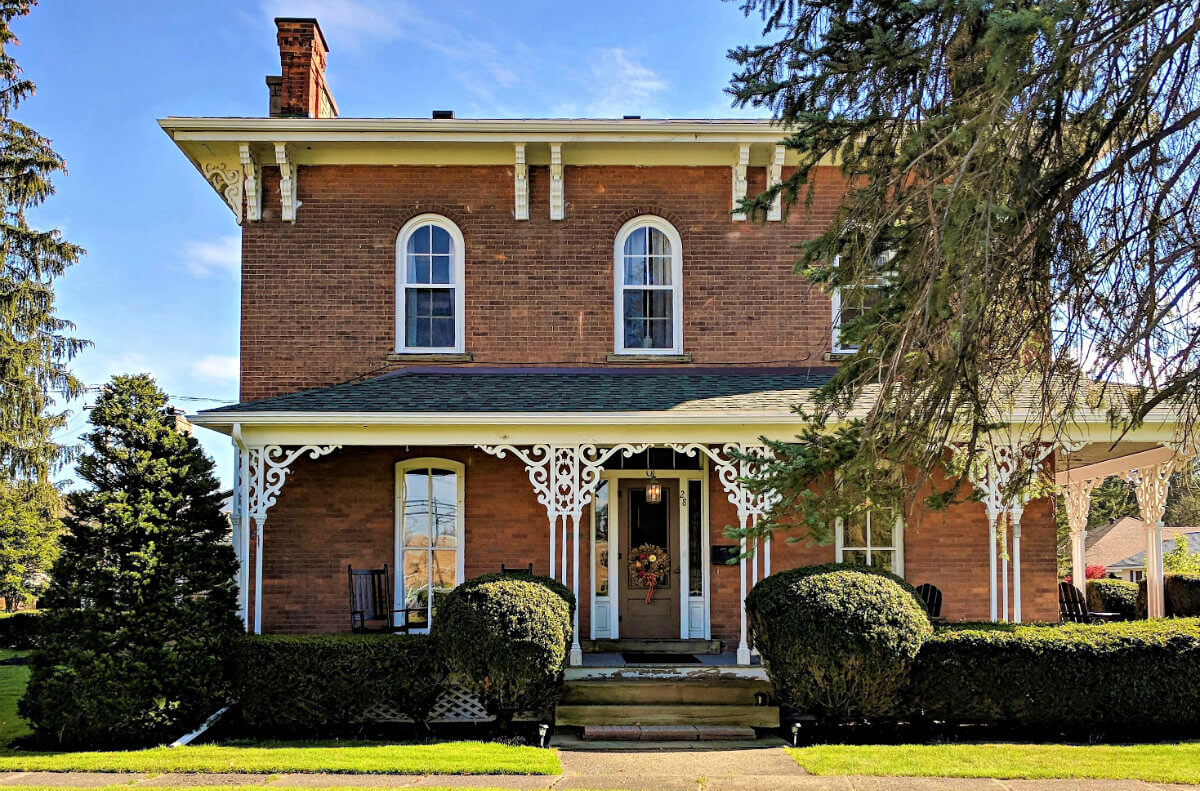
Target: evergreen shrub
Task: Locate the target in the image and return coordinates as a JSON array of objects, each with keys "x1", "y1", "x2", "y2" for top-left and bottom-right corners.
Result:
[
  {"x1": 1165, "y1": 574, "x2": 1200, "y2": 617},
  {"x1": 0, "y1": 612, "x2": 39, "y2": 649},
  {"x1": 906, "y1": 619, "x2": 1200, "y2": 731},
  {"x1": 1086, "y1": 578, "x2": 1139, "y2": 620},
  {"x1": 432, "y1": 574, "x2": 571, "y2": 729},
  {"x1": 746, "y1": 563, "x2": 931, "y2": 719},
  {"x1": 231, "y1": 634, "x2": 446, "y2": 734}
]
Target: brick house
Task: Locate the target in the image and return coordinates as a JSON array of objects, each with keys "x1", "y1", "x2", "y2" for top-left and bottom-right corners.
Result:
[{"x1": 163, "y1": 19, "x2": 1189, "y2": 677}]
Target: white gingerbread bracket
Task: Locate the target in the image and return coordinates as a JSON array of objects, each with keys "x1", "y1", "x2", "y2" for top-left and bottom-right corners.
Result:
[
  {"x1": 275, "y1": 142, "x2": 299, "y2": 223},
  {"x1": 549, "y1": 143, "x2": 564, "y2": 221},
  {"x1": 732, "y1": 144, "x2": 750, "y2": 221},
  {"x1": 477, "y1": 443, "x2": 647, "y2": 665},
  {"x1": 767, "y1": 145, "x2": 785, "y2": 222},
  {"x1": 240, "y1": 143, "x2": 262, "y2": 223},
  {"x1": 514, "y1": 143, "x2": 529, "y2": 220},
  {"x1": 203, "y1": 161, "x2": 244, "y2": 225},
  {"x1": 240, "y1": 444, "x2": 340, "y2": 632}
]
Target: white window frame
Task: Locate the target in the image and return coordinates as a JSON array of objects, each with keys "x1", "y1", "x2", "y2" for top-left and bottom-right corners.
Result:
[
  {"x1": 394, "y1": 457, "x2": 466, "y2": 634},
  {"x1": 396, "y1": 214, "x2": 466, "y2": 353},
  {"x1": 835, "y1": 508, "x2": 905, "y2": 576},
  {"x1": 830, "y1": 252, "x2": 891, "y2": 353},
  {"x1": 613, "y1": 215, "x2": 684, "y2": 355}
]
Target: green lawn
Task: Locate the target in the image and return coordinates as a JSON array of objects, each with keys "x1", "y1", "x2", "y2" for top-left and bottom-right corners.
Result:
[
  {"x1": 789, "y1": 742, "x2": 1200, "y2": 784},
  {"x1": 0, "y1": 740, "x2": 559, "y2": 774},
  {"x1": 0, "y1": 650, "x2": 31, "y2": 747}
]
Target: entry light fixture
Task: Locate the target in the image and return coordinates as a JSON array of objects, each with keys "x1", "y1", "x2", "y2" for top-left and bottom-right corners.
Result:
[{"x1": 645, "y1": 470, "x2": 663, "y2": 504}]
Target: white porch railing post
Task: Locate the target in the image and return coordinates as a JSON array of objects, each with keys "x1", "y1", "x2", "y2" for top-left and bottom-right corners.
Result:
[
  {"x1": 569, "y1": 512, "x2": 583, "y2": 666},
  {"x1": 1000, "y1": 518, "x2": 1009, "y2": 622},
  {"x1": 987, "y1": 511, "x2": 999, "y2": 622},
  {"x1": 736, "y1": 511, "x2": 751, "y2": 666},
  {"x1": 1010, "y1": 506, "x2": 1024, "y2": 623},
  {"x1": 548, "y1": 514, "x2": 557, "y2": 581}
]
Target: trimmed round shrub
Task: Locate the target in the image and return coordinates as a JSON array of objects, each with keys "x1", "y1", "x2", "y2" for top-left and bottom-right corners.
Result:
[
  {"x1": 230, "y1": 634, "x2": 447, "y2": 735},
  {"x1": 747, "y1": 562, "x2": 932, "y2": 719},
  {"x1": 1087, "y1": 578, "x2": 1138, "y2": 620},
  {"x1": 456, "y1": 572, "x2": 576, "y2": 624},
  {"x1": 432, "y1": 575, "x2": 571, "y2": 729}
]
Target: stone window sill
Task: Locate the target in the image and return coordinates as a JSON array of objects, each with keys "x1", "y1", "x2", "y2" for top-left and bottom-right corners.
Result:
[
  {"x1": 386, "y1": 352, "x2": 474, "y2": 363},
  {"x1": 606, "y1": 353, "x2": 693, "y2": 363}
]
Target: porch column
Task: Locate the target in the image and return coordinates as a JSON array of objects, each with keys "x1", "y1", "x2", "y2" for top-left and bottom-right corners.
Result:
[
  {"x1": 1063, "y1": 478, "x2": 1097, "y2": 596},
  {"x1": 1009, "y1": 506, "x2": 1024, "y2": 623},
  {"x1": 1127, "y1": 458, "x2": 1181, "y2": 619}
]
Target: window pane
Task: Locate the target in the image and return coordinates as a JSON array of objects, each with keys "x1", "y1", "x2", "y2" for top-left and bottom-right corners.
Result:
[
  {"x1": 430, "y1": 289, "x2": 453, "y2": 317},
  {"x1": 405, "y1": 290, "x2": 429, "y2": 347},
  {"x1": 408, "y1": 224, "x2": 432, "y2": 255},
  {"x1": 404, "y1": 470, "x2": 431, "y2": 546},
  {"x1": 430, "y1": 470, "x2": 458, "y2": 547},
  {"x1": 431, "y1": 318, "x2": 455, "y2": 348},
  {"x1": 871, "y1": 550, "x2": 895, "y2": 573},
  {"x1": 843, "y1": 549, "x2": 867, "y2": 566},
  {"x1": 870, "y1": 512, "x2": 894, "y2": 548},
  {"x1": 594, "y1": 481, "x2": 609, "y2": 596},
  {"x1": 624, "y1": 254, "x2": 646, "y2": 285},
  {"x1": 431, "y1": 225, "x2": 451, "y2": 255},
  {"x1": 648, "y1": 227, "x2": 671, "y2": 257},
  {"x1": 431, "y1": 255, "x2": 451, "y2": 284},
  {"x1": 407, "y1": 254, "x2": 430, "y2": 284},
  {"x1": 688, "y1": 480, "x2": 703, "y2": 596},
  {"x1": 406, "y1": 288, "x2": 455, "y2": 348},
  {"x1": 842, "y1": 514, "x2": 867, "y2": 548},
  {"x1": 623, "y1": 227, "x2": 646, "y2": 257},
  {"x1": 647, "y1": 256, "x2": 672, "y2": 285},
  {"x1": 622, "y1": 291, "x2": 673, "y2": 350}
]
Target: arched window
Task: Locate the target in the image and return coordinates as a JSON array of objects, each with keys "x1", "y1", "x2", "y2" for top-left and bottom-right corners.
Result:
[
  {"x1": 613, "y1": 216, "x2": 683, "y2": 355},
  {"x1": 396, "y1": 214, "x2": 465, "y2": 352},
  {"x1": 395, "y1": 458, "x2": 465, "y2": 632}
]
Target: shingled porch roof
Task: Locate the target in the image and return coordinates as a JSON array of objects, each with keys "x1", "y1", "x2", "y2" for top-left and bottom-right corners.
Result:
[{"x1": 200, "y1": 366, "x2": 837, "y2": 416}]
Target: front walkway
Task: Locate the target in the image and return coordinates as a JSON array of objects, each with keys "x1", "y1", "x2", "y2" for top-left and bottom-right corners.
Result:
[{"x1": 0, "y1": 745, "x2": 1194, "y2": 790}]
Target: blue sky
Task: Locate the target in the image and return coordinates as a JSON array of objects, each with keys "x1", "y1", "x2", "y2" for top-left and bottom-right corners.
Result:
[{"x1": 18, "y1": 0, "x2": 766, "y2": 488}]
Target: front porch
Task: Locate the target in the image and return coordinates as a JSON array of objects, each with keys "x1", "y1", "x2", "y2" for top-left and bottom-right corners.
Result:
[{"x1": 190, "y1": 366, "x2": 1192, "y2": 668}]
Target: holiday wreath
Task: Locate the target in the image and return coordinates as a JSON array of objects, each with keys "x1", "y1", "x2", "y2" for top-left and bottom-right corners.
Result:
[{"x1": 628, "y1": 543, "x2": 670, "y2": 603}]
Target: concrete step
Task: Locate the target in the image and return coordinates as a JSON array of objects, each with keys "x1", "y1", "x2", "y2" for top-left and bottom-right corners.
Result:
[
  {"x1": 556, "y1": 703, "x2": 780, "y2": 727},
  {"x1": 582, "y1": 724, "x2": 757, "y2": 742},
  {"x1": 562, "y1": 678, "x2": 772, "y2": 706}
]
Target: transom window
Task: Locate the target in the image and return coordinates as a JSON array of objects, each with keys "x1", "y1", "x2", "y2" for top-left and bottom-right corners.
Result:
[
  {"x1": 836, "y1": 509, "x2": 904, "y2": 575},
  {"x1": 397, "y1": 214, "x2": 464, "y2": 352},
  {"x1": 395, "y1": 459, "x2": 464, "y2": 632},
  {"x1": 614, "y1": 216, "x2": 683, "y2": 354}
]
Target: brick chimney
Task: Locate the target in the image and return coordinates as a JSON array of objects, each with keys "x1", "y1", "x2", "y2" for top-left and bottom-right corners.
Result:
[{"x1": 268, "y1": 18, "x2": 338, "y2": 118}]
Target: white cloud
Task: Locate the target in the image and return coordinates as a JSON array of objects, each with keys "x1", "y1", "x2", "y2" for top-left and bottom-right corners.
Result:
[
  {"x1": 192, "y1": 355, "x2": 240, "y2": 384},
  {"x1": 553, "y1": 48, "x2": 669, "y2": 119},
  {"x1": 181, "y1": 235, "x2": 241, "y2": 278}
]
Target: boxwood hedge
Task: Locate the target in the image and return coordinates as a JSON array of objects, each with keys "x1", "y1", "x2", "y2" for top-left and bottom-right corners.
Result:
[
  {"x1": 1165, "y1": 574, "x2": 1200, "y2": 617},
  {"x1": 906, "y1": 619, "x2": 1200, "y2": 732},
  {"x1": 0, "y1": 612, "x2": 39, "y2": 649},
  {"x1": 230, "y1": 634, "x2": 447, "y2": 734},
  {"x1": 747, "y1": 563, "x2": 931, "y2": 719},
  {"x1": 432, "y1": 574, "x2": 571, "y2": 730},
  {"x1": 1086, "y1": 578, "x2": 1138, "y2": 620}
]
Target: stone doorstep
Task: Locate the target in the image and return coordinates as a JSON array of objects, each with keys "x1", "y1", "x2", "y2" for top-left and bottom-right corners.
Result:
[{"x1": 583, "y1": 724, "x2": 756, "y2": 742}]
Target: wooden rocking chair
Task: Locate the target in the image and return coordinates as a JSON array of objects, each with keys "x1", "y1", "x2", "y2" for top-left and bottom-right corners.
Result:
[
  {"x1": 1058, "y1": 581, "x2": 1120, "y2": 623},
  {"x1": 915, "y1": 582, "x2": 945, "y2": 623},
  {"x1": 348, "y1": 564, "x2": 423, "y2": 633}
]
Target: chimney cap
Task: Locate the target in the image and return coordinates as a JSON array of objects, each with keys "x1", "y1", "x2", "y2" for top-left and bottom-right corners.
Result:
[
  {"x1": 274, "y1": 17, "x2": 330, "y2": 51},
  {"x1": 432, "y1": 109, "x2": 455, "y2": 119}
]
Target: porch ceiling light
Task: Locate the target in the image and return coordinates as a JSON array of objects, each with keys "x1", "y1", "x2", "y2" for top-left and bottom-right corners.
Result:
[{"x1": 645, "y1": 475, "x2": 663, "y2": 504}]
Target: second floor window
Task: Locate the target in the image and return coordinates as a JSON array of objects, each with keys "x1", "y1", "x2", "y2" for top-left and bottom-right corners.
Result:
[
  {"x1": 614, "y1": 216, "x2": 683, "y2": 355},
  {"x1": 397, "y1": 214, "x2": 464, "y2": 352}
]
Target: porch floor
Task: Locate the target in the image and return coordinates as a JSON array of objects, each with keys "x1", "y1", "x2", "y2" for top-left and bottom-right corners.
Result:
[{"x1": 581, "y1": 651, "x2": 760, "y2": 667}]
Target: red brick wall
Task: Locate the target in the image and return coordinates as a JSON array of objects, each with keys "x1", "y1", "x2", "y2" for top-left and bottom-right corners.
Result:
[
  {"x1": 251, "y1": 449, "x2": 1059, "y2": 639},
  {"x1": 240, "y1": 164, "x2": 844, "y2": 401}
]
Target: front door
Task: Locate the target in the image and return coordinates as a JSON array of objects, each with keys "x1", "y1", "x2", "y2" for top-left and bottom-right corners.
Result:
[{"x1": 618, "y1": 479, "x2": 680, "y2": 638}]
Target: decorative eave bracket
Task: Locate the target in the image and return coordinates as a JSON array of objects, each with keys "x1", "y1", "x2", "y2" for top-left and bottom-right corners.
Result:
[
  {"x1": 732, "y1": 144, "x2": 750, "y2": 221},
  {"x1": 514, "y1": 143, "x2": 529, "y2": 221},
  {"x1": 549, "y1": 142, "x2": 564, "y2": 221},
  {"x1": 204, "y1": 160, "x2": 244, "y2": 225},
  {"x1": 275, "y1": 143, "x2": 299, "y2": 223},
  {"x1": 767, "y1": 145, "x2": 785, "y2": 222},
  {"x1": 240, "y1": 143, "x2": 262, "y2": 223}
]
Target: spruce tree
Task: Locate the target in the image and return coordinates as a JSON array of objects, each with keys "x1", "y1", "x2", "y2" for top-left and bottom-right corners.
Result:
[
  {"x1": 0, "y1": 1, "x2": 87, "y2": 606},
  {"x1": 21, "y1": 375, "x2": 239, "y2": 747}
]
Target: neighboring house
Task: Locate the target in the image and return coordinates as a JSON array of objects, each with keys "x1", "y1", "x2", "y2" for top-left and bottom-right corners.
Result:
[
  {"x1": 1086, "y1": 517, "x2": 1199, "y2": 581},
  {"x1": 1107, "y1": 529, "x2": 1200, "y2": 582},
  {"x1": 163, "y1": 19, "x2": 1186, "y2": 670}
]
